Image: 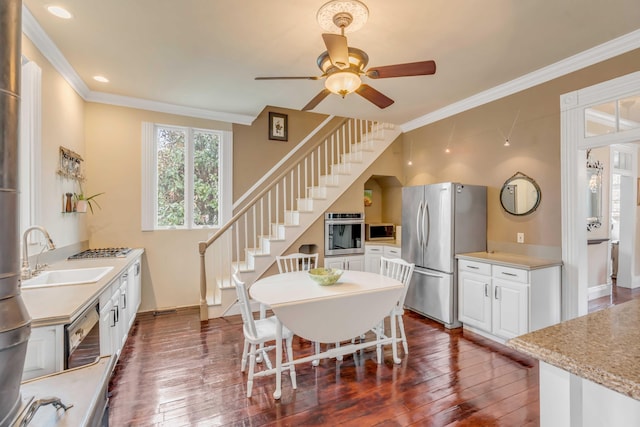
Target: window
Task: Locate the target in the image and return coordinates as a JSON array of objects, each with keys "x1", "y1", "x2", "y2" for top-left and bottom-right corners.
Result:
[{"x1": 142, "y1": 122, "x2": 232, "y2": 230}]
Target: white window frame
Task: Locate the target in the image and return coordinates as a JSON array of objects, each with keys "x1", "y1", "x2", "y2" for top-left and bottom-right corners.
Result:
[
  {"x1": 141, "y1": 122, "x2": 232, "y2": 231},
  {"x1": 19, "y1": 58, "x2": 42, "y2": 243}
]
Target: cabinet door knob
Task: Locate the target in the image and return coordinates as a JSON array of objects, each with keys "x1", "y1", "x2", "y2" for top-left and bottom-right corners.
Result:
[
  {"x1": 494, "y1": 286, "x2": 499, "y2": 299},
  {"x1": 484, "y1": 283, "x2": 489, "y2": 297}
]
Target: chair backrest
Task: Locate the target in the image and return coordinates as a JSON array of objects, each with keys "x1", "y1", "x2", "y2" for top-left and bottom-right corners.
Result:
[
  {"x1": 276, "y1": 252, "x2": 319, "y2": 273},
  {"x1": 379, "y1": 256, "x2": 415, "y2": 307},
  {"x1": 232, "y1": 273, "x2": 258, "y2": 339}
]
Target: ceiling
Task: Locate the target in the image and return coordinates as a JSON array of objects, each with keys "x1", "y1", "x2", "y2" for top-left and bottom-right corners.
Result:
[{"x1": 22, "y1": 0, "x2": 640, "y2": 127}]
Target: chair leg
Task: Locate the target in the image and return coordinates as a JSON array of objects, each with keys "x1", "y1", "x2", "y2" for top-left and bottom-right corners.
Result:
[
  {"x1": 335, "y1": 342, "x2": 342, "y2": 361},
  {"x1": 247, "y1": 344, "x2": 257, "y2": 398},
  {"x1": 255, "y1": 305, "x2": 267, "y2": 363},
  {"x1": 398, "y1": 315, "x2": 408, "y2": 355},
  {"x1": 375, "y1": 320, "x2": 384, "y2": 364},
  {"x1": 312, "y1": 341, "x2": 320, "y2": 367},
  {"x1": 241, "y1": 339, "x2": 249, "y2": 372},
  {"x1": 286, "y1": 336, "x2": 297, "y2": 390}
]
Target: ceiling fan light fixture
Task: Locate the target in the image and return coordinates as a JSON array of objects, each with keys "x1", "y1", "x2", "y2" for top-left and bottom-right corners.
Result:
[
  {"x1": 325, "y1": 71, "x2": 361, "y2": 97},
  {"x1": 317, "y1": 0, "x2": 369, "y2": 33}
]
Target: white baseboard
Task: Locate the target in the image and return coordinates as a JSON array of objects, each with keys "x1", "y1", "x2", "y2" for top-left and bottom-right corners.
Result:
[{"x1": 588, "y1": 283, "x2": 612, "y2": 300}]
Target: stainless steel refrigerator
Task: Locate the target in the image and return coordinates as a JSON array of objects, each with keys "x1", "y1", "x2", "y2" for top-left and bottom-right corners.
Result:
[{"x1": 402, "y1": 183, "x2": 487, "y2": 328}]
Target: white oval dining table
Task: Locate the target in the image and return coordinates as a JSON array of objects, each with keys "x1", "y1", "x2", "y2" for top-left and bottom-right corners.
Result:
[{"x1": 250, "y1": 269, "x2": 403, "y2": 399}]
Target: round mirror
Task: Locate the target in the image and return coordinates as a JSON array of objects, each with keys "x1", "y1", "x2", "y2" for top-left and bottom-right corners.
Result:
[{"x1": 500, "y1": 172, "x2": 541, "y2": 216}]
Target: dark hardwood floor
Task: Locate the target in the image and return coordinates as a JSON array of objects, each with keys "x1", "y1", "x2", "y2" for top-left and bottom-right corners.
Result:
[{"x1": 108, "y1": 286, "x2": 640, "y2": 426}]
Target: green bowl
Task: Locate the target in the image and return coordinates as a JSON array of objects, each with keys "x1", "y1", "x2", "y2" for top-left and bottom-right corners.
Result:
[{"x1": 308, "y1": 268, "x2": 343, "y2": 286}]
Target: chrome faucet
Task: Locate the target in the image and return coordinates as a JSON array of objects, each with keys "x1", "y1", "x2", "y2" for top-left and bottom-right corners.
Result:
[{"x1": 21, "y1": 226, "x2": 56, "y2": 280}]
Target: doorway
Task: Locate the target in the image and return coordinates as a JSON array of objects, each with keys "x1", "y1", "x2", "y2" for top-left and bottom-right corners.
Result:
[{"x1": 561, "y1": 71, "x2": 640, "y2": 320}]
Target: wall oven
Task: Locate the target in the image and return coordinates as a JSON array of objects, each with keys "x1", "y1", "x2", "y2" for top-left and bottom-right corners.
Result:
[{"x1": 324, "y1": 212, "x2": 365, "y2": 256}]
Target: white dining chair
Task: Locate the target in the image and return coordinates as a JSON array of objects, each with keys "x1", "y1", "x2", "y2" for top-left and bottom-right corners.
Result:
[
  {"x1": 276, "y1": 252, "x2": 319, "y2": 273},
  {"x1": 275, "y1": 252, "x2": 322, "y2": 366},
  {"x1": 232, "y1": 273, "x2": 296, "y2": 398},
  {"x1": 375, "y1": 256, "x2": 415, "y2": 363}
]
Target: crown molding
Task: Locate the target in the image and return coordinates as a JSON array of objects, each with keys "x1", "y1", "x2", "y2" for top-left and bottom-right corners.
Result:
[
  {"x1": 21, "y1": 4, "x2": 256, "y2": 125},
  {"x1": 401, "y1": 29, "x2": 640, "y2": 133},
  {"x1": 22, "y1": 5, "x2": 90, "y2": 98},
  {"x1": 87, "y1": 91, "x2": 255, "y2": 125},
  {"x1": 21, "y1": 3, "x2": 640, "y2": 130}
]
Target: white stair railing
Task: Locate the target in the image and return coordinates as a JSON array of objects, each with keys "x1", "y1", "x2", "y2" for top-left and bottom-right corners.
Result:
[{"x1": 198, "y1": 118, "x2": 393, "y2": 320}]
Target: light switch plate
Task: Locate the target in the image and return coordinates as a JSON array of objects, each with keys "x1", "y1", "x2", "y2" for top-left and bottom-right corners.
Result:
[{"x1": 517, "y1": 233, "x2": 525, "y2": 243}]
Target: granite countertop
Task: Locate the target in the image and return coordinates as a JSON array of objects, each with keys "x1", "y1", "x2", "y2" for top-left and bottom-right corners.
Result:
[
  {"x1": 456, "y1": 251, "x2": 562, "y2": 270},
  {"x1": 20, "y1": 249, "x2": 144, "y2": 327},
  {"x1": 507, "y1": 298, "x2": 640, "y2": 400}
]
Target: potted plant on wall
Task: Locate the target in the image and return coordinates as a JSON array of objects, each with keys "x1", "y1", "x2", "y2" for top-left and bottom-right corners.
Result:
[{"x1": 74, "y1": 183, "x2": 104, "y2": 214}]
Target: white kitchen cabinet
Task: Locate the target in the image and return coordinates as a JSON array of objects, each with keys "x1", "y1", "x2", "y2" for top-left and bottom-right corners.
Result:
[
  {"x1": 116, "y1": 276, "x2": 129, "y2": 353},
  {"x1": 364, "y1": 245, "x2": 383, "y2": 273},
  {"x1": 458, "y1": 267, "x2": 492, "y2": 331},
  {"x1": 22, "y1": 324, "x2": 64, "y2": 381},
  {"x1": 383, "y1": 246, "x2": 401, "y2": 259},
  {"x1": 325, "y1": 255, "x2": 365, "y2": 271},
  {"x1": 457, "y1": 255, "x2": 560, "y2": 342},
  {"x1": 365, "y1": 245, "x2": 401, "y2": 273},
  {"x1": 126, "y1": 260, "x2": 142, "y2": 329}
]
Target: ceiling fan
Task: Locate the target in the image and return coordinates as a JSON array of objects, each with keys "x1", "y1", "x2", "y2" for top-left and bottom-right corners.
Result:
[{"x1": 255, "y1": 0, "x2": 436, "y2": 111}]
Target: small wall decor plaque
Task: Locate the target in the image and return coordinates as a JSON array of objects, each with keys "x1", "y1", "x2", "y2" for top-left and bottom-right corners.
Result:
[
  {"x1": 57, "y1": 146, "x2": 85, "y2": 181},
  {"x1": 268, "y1": 112, "x2": 288, "y2": 141}
]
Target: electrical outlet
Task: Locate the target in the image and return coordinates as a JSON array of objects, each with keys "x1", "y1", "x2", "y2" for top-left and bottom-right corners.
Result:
[{"x1": 517, "y1": 232, "x2": 525, "y2": 243}]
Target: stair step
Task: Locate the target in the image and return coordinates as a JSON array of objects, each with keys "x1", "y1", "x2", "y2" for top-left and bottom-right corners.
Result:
[
  {"x1": 319, "y1": 175, "x2": 341, "y2": 187},
  {"x1": 341, "y1": 151, "x2": 364, "y2": 163},
  {"x1": 246, "y1": 248, "x2": 271, "y2": 257},
  {"x1": 297, "y1": 198, "x2": 314, "y2": 211},
  {"x1": 307, "y1": 186, "x2": 328, "y2": 199},
  {"x1": 331, "y1": 162, "x2": 354, "y2": 175}
]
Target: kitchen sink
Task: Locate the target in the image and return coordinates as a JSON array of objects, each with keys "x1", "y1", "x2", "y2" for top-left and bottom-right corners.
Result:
[{"x1": 21, "y1": 266, "x2": 114, "y2": 289}]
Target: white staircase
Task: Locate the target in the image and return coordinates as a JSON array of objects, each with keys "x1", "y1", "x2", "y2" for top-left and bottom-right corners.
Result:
[{"x1": 198, "y1": 118, "x2": 401, "y2": 320}]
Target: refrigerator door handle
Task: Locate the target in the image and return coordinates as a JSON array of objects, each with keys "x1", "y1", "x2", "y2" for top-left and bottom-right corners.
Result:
[
  {"x1": 423, "y1": 202, "x2": 430, "y2": 249},
  {"x1": 414, "y1": 269, "x2": 444, "y2": 279},
  {"x1": 416, "y1": 200, "x2": 424, "y2": 247}
]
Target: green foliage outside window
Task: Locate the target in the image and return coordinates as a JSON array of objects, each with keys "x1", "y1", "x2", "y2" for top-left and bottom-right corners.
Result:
[
  {"x1": 193, "y1": 131, "x2": 220, "y2": 226},
  {"x1": 156, "y1": 127, "x2": 220, "y2": 228}
]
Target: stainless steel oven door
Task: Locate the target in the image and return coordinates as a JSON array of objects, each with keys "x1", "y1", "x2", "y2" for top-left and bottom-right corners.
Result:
[
  {"x1": 325, "y1": 215, "x2": 365, "y2": 256},
  {"x1": 65, "y1": 304, "x2": 100, "y2": 369}
]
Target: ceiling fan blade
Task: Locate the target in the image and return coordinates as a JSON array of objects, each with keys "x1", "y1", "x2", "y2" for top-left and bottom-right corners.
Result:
[
  {"x1": 322, "y1": 33, "x2": 349, "y2": 69},
  {"x1": 366, "y1": 60, "x2": 436, "y2": 79},
  {"x1": 255, "y1": 76, "x2": 320, "y2": 80},
  {"x1": 355, "y1": 84, "x2": 394, "y2": 109},
  {"x1": 302, "y1": 89, "x2": 331, "y2": 111}
]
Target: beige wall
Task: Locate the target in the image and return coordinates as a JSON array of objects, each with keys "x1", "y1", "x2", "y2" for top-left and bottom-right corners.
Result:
[
  {"x1": 22, "y1": 35, "x2": 87, "y2": 252},
  {"x1": 84, "y1": 103, "x2": 231, "y2": 312},
  {"x1": 404, "y1": 48, "x2": 640, "y2": 257},
  {"x1": 232, "y1": 107, "x2": 328, "y2": 201}
]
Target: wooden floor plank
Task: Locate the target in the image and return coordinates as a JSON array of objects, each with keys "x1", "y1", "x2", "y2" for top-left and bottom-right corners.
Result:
[{"x1": 109, "y1": 286, "x2": 638, "y2": 426}]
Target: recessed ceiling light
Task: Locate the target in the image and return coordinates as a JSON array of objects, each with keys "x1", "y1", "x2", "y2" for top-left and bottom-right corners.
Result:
[
  {"x1": 93, "y1": 75, "x2": 109, "y2": 83},
  {"x1": 47, "y1": 6, "x2": 72, "y2": 19}
]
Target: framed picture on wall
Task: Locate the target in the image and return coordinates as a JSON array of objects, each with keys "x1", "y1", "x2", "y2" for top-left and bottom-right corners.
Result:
[{"x1": 268, "y1": 112, "x2": 288, "y2": 141}]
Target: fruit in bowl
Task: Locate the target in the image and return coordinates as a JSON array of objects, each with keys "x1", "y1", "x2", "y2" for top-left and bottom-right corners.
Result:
[{"x1": 307, "y1": 268, "x2": 343, "y2": 286}]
